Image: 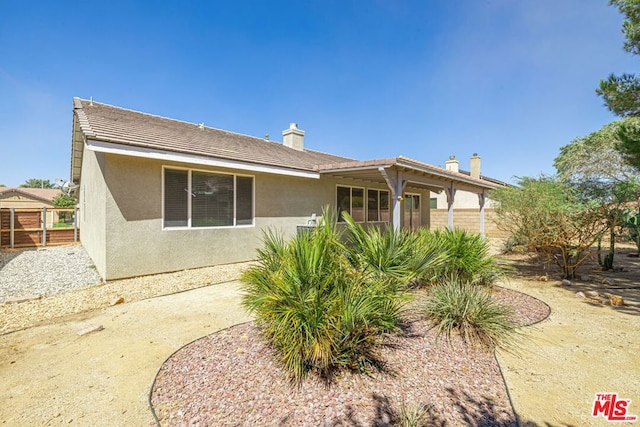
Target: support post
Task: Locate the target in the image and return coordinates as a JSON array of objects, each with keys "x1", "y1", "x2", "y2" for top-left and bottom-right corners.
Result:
[
  {"x1": 42, "y1": 207, "x2": 47, "y2": 247},
  {"x1": 478, "y1": 192, "x2": 486, "y2": 238},
  {"x1": 10, "y1": 208, "x2": 15, "y2": 249},
  {"x1": 74, "y1": 206, "x2": 78, "y2": 242},
  {"x1": 379, "y1": 167, "x2": 407, "y2": 231},
  {"x1": 445, "y1": 183, "x2": 456, "y2": 230}
]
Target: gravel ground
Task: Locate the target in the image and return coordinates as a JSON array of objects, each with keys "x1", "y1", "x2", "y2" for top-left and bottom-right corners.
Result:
[
  {"x1": 0, "y1": 247, "x2": 252, "y2": 335},
  {"x1": 151, "y1": 287, "x2": 550, "y2": 426},
  {"x1": 0, "y1": 245, "x2": 102, "y2": 302}
]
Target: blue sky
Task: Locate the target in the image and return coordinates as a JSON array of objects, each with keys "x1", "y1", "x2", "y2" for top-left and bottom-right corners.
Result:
[{"x1": 0, "y1": 1, "x2": 636, "y2": 187}]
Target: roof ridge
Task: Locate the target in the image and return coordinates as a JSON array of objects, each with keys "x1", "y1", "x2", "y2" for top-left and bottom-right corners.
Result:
[{"x1": 74, "y1": 97, "x2": 310, "y2": 150}]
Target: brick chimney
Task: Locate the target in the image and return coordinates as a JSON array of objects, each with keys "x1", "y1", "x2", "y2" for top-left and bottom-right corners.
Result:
[
  {"x1": 470, "y1": 153, "x2": 481, "y2": 179},
  {"x1": 282, "y1": 123, "x2": 305, "y2": 151},
  {"x1": 445, "y1": 155, "x2": 459, "y2": 173}
]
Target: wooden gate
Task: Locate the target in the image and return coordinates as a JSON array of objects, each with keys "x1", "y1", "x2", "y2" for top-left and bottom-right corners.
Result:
[{"x1": 0, "y1": 208, "x2": 80, "y2": 248}]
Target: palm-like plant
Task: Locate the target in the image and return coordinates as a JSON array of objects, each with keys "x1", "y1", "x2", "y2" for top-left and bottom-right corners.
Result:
[
  {"x1": 242, "y1": 209, "x2": 409, "y2": 382},
  {"x1": 342, "y1": 213, "x2": 446, "y2": 287},
  {"x1": 419, "y1": 228, "x2": 505, "y2": 286}
]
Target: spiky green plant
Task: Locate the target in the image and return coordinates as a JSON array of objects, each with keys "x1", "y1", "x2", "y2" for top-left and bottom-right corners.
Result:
[
  {"x1": 419, "y1": 228, "x2": 505, "y2": 286},
  {"x1": 342, "y1": 213, "x2": 445, "y2": 287},
  {"x1": 241, "y1": 209, "x2": 410, "y2": 382},
  {"x1": 422, "y1": 277, "x2": 518, "y2": 351}
]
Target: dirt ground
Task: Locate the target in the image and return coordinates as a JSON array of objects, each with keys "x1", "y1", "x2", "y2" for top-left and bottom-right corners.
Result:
[
  {"x1": 0, "y1": 245, "x2": 639, "y2": 426},
  {"x1": 497, "y1": 243, "x2": 640, "y2": 426},
  {"x1": 0, "y1": 281, "x2": 252, "y2": 426}
]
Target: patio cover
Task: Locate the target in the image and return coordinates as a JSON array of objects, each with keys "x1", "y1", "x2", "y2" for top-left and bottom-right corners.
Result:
[{"x1": 316, "y1": 156, "x2": 498, "y2": 235}]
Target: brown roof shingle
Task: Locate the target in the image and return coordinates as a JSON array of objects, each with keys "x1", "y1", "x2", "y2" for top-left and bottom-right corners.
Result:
[
  {"x1": 0, "y1": 187, "x2": 62, "y2": 203},
  {"x1": 73, "y1": 98, "x2": 353, "y2": 172}
]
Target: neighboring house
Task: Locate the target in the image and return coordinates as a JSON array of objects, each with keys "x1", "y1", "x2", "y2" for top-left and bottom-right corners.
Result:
[
  {"x1": 70, "y1": 98, "x2": 498, "y2": 280},
  {"x1": 0, "y1": 187, "x2": 62, "y2": 227},
  {"x1": 429, "y1": 155, "x2": 509, "y2": 237}
]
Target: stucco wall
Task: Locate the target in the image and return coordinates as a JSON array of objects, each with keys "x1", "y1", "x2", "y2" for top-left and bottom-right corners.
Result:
[
  {"x1": 81, "y1": 152, "x2": 434, "y2": 280},
  {"x1": 78, "y1": 147, "x2": 108, "y2": 278}
]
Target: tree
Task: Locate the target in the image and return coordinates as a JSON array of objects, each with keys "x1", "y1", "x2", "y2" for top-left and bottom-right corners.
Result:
[
  {"x1": 20, "y1": 179, "x2": 55, "y2": 189},
  {"x1": 52, "y1": 193, "x2": 77, "y2": 208},
  {"x1": 554, "y1": 121, "x2": 640, "y2": 270},
  {"x1": 597, "y1": 1, "x2": 640, "y2": 117},
  {"x1": 492, "y1": 176, "x2": 608, "y2": 279}
]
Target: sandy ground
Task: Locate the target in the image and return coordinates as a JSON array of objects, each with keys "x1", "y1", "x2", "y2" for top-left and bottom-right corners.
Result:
[
  {"x1": 0, "y1": 281, "x2": 252, "y2": 426},
  {"x1": 1, "y1": 248, "x2": 639, "y2": 426},
  {"x1": 497, "y1": 247, "x2": 640, "y2": 427}
]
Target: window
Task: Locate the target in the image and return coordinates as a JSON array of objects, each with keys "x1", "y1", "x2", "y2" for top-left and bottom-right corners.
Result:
[
  {"x1": 163, "y1": 168, "x2": 253, "y2": 228},
  {"x1": 367, "y1": 189, "x2": 390, "y2": 222},
  {"x1": 404, "y1": 193, "x2": 421, "y2": 231},
  {"x1": 430, "y1": 198, "x2": 438, "y2": 209},
  {"x1": 337, "y1": 186, "x2": 365, "y2": 222}
]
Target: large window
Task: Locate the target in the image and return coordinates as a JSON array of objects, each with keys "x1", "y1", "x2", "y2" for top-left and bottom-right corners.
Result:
[
  {"x1": 367, "y1": 189, "x2": 390, "y2": 222},
  {"x1": 164, "y1": 168, "x2": 253, "y2": 228},
  {"x1": 337, "y1": 186, "x2": 365, "y2": 222}
]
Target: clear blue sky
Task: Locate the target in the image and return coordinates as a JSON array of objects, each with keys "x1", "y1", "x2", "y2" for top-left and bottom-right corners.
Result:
[{"x1": 0, "y1": 1, "x2": 636, "y2": 187}]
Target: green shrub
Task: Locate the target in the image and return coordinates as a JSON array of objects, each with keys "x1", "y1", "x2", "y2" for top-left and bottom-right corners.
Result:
[
  {"x1": 419, "y1": 228, "x2": 505, "y2": 286},
  {"x1": 241, "y1": 210, "x2": 410, "y2": 382},
  {"x1": 422, "y1": 278, "x2": 518, "y2": 351},
  {"x1": 342, "y1": 214, "x2": 445, "y2": 287}
]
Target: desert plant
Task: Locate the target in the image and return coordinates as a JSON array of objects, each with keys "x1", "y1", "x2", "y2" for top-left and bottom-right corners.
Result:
[
  {"x1": 394, "y1": 399, "x2": 433, "y2": 427},
  {"x1": 418, "y1": 228, "x2": 505, "y2": 287},
  {"x1": 241, "y1": 209, "x2": 410, "y2": 382},
  {"x1": 341, "y1": 213, "x2": 445, "y2": 286},
  {"x1": 422, "y1": 277, "x2": 518, "y2": 351}
]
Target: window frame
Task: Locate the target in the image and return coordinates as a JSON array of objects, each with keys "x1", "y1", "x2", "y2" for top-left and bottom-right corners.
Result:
[
  {"x1": 162, "y1": 166, "x2": 255, "y2": 230},
  {"x1": 403, "y1": 192, "x2": 421, "y2": 230},
  {"x1": 337, "y1": 185, "x2": 390, "y2": 224},
  {"x1": 367, "y1": 188, "x2": 391, "y2": 223}
]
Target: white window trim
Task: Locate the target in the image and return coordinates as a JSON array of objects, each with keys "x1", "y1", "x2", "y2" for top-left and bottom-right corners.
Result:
[{"x1": 162, "y1": 166, "x2": 255, "y2": 230}]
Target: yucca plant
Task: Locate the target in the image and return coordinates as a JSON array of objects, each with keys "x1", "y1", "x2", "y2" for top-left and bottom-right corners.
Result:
[
  {"x1": 241, "y1": 208, "x2": 409, "y2": 382},
  {"x1": 422, "y1": 276, "x2": 518, "y2": 351}
]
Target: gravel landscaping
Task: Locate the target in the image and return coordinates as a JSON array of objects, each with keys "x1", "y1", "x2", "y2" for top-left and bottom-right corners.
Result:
[
  {"x1": 0, "y1": 246, "x2": 252, "y2": 335},
  {"x1": 0, "y1": 245, "x2": 102, "y2": 302},
  {"x1": 150, "y1": 287, "x2": 550, "y2": 426}
]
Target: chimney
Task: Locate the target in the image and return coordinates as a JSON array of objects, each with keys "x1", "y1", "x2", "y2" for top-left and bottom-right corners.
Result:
[
  {"x1": 445, "y1": 155, "x2": 459, "y2": 173},
  {"x1": 282, "y1": 123, "x2": 305, "y2": 151},
  {"x1": 470, "y1": 153, "x2": 481, "y2": 179}
]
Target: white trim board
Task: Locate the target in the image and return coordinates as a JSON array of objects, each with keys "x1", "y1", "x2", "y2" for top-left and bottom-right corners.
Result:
[{"x1": 85, "y1": 139, "x2": 320, "y2": 179}]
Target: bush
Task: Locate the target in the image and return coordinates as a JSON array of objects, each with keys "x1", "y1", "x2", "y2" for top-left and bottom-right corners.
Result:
[
  {"x1": 241, "y1": 210, "x2": 410, "y2": 382},
  {"x1": 422, "y1": 278, "x2": 518, "y2": 351},
  {"x1": 342, "y1": 214, "x2": 445, "y2": 287},
  {"x1": 418, "y1": 228, "x2": 505, "y2": 287}
]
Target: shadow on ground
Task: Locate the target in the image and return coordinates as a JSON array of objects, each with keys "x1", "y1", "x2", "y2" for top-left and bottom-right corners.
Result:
[{"x1": 498, "y1": 244, "x2": 640, "y2": 317}]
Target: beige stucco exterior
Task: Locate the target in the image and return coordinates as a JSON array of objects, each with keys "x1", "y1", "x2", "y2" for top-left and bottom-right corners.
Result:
[{"x1": 79, "y1": 151, "x2": 431, "y2": 280}]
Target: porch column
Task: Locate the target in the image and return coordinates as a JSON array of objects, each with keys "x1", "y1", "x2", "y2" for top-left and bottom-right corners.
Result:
[
  {"x1": 379, "y1": 167, "x2": 407, "y2": 231},
  {"x1": 445, "y1": 183, "x2": 456, "y2": 230},
  {"x1": 478, "y1": 192, "x2": 486, "y2": 238}
]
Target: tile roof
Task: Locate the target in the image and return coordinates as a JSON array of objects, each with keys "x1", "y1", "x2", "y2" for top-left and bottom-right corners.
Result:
[
  {"x1": 73, "y1": 98, "x2": 353, "y2": 172},
  {"x1": 0, "y1": 187, "x2": 62, "y2": 203}
]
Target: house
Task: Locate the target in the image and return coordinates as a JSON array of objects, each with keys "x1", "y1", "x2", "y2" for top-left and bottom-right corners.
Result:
[
  {"x1": 70, "y1": 98, "x2": 498, "y2": 280},
  {"x1": 430, "y1": 155, "x2": 509, "y2": 237},
  {"x1": 0, "y1": 187, "x2": 63, "y2": 227}
]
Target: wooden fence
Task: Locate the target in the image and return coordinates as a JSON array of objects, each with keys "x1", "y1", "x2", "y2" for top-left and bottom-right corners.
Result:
[{"x1": 0, "y1": 207, "x2": 79, "y2": 248}]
